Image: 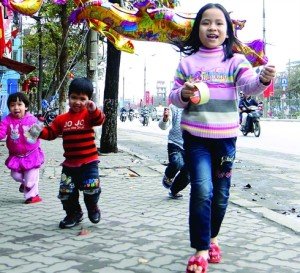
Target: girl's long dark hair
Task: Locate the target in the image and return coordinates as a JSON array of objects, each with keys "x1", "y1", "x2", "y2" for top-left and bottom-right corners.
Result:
[{"x1": 173, "y1": 3, "x2": 242, "y2": 61}]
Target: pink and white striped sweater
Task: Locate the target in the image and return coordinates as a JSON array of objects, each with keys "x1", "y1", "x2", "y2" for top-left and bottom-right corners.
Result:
[{"x1": 169, "y1": 46, "x2": 270, "y2": 139}]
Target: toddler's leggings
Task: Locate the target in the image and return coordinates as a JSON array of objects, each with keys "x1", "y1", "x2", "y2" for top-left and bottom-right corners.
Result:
[{"x1": 11, "y1": 168, "x2": 40, "y2": 200}]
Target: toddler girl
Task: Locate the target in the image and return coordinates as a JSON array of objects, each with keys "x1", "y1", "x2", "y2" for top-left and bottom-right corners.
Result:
[{"x1": 0, "y1": 92, "x2": 44, "y2": 204}]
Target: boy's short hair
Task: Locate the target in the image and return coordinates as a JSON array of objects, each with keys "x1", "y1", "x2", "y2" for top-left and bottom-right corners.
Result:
[
  {"x1": 68, "y1": 77, "x2": 94, "y2": 99},
  {"x1": 7, "y1": 92, "x2": 30, "y2": 108}
]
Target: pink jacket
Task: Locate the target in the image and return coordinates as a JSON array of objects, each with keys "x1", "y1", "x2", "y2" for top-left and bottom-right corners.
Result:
[{"x1": 0, "y1": 112, "x2": 44, "y2": 171}]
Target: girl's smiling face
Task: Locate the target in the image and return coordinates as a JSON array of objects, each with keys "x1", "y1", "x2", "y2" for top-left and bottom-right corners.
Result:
[
  {"x1": 199, "y1": 8, "x2": 228, "y2": 49},
  {"x1": 9, "y1": 98, "x2": 28, "y2": 119}
]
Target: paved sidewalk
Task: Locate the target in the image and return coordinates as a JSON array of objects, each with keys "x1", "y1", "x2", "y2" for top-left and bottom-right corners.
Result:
[{"x1": 0, "y1": 138, "x2": 299, "y2": 273}]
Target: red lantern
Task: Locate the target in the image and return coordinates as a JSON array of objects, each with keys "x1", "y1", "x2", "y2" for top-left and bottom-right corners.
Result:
[
  {"x1": 29, "y1": 76, "x2": 39, "y2": 87},
  {"x1": 22, "y1": 79, "x2": 31, "y2": 92}
]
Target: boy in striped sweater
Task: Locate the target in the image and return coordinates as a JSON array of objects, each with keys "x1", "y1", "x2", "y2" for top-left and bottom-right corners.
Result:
[{"x1": 32, "y1": 77, "x2": 105, "y2": 229}]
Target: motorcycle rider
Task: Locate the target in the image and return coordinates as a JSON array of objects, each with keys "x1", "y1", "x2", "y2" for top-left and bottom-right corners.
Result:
[
  {"x1": 239, "y1": 92, "x2": 258, "y2": 131},
  {"x1": 120, "y1": 106, "x2": 127, "y2": 121},
  {"x1": 140, "y1": 105, "x2": 149, "y2": 117},
  {"x1": 140, "y1": 105, "x2": 150, "y2": 125},
  {"x1": 128, "y1": 107, "x2": 134, "y2": 120},
  {"x1": 120, "y1": 106, "x2": 127, "y2": 113}
]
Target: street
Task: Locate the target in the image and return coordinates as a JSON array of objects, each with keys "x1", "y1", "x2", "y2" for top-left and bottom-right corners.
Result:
[{"x1": 117, "y1": 118, "x2": 300, "y2": 221}]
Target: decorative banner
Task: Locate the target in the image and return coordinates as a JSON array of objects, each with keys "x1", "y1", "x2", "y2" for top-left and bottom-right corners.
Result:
[
  {"x1": 144, "y1": 90, "x2": 150, "y2": 105},
  {"x1": 2, "y1": 0, "x2": 43, "y2": 16},
  {"x1": 69, "y1": 0, "x2": 268, "y2": 67},
  {"x1": 263, "y1": 80, "x2": 274, "y2": 98},
  {"x1": 0, "y1": 6, "x2": 5, "y2": 58},
  {"x1": 3, "y1": 0, "x2": 268, "y2": 67}
]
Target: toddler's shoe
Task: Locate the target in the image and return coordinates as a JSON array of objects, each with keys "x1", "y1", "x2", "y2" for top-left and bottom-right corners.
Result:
[
  {"x1": 88, "y1": 205, "x2": 101, "y2": 224},
  {"x1": 25, "y1": 195, "x2": 42, "y2": 204},
  {"x1": 59, "y1": 211, "x2": 84, "y2": 229},
  {"x1": 162, "y1": 175, "x2": 173, "y2": 189}
]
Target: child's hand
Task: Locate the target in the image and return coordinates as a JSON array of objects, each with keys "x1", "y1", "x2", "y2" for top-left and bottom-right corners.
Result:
[
  {"x1": 86, "y1": 100, "x2": 96, "y2": 112},
  {"x1": 29, "y1": 123, "x2": 44, "y2": 138},
  {"x1": 163, "y1": 108, "x2": 169, "y2": 122},
  {"x1": 181, "y1": 82, "x2": 197, "y2": 101},
  {"x1": 259, "y1": 65, "x2": 276, "y2": 84}
]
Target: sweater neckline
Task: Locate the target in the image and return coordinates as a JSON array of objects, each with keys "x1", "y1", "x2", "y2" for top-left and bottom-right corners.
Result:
[{"x1": 198, "y1": 46, "x2": 223, "y2": 53}]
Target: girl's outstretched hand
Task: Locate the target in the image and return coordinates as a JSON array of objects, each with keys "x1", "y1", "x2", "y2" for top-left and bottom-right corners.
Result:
[
  {"x1": 86, "y1": 100, "x2": 96, "y2": 112},
  {"x1": 181, "y1": 82, "x2": 197, "y2": 101},
  {"x1": 29, "y1": 123, "x2": 44, "y2": 138},
  {"x1": 259, "y1": 65, "x2": 276, "y2": 84}
]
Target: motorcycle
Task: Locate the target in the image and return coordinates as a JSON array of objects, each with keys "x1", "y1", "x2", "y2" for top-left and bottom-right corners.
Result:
[
  {"x1": 120, "y1": 111, "x2": 127, "y2": 122},
  {"x1": 36, "y1": 107, "x2": 58, "y2": 126},
  {"x1": 128, "y1": 110, "x2": 134, "y2": 121},
  {"x1": 240, "y1": 106, "x2": 261, "y2": 137},
  {"x1": 140, "y1": 112, "x2": 149, "y2": 126}
]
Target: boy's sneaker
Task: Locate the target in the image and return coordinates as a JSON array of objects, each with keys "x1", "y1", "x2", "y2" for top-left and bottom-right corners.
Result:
[
  {"x1": 59, "y1": 211, "x2": 83, "y2": 229},
  {"x1": 88, "y1": 206, "x2": 101, "y2": 224},
  {"x1": 25, "y1": 195, "x2": 42, "y2": 204},
  {"x1": 168, "y1": 191, "x2": 183, "y2": 200},
  {"x1": 162, "y1": 175, "x2": 173, "y2": 189}
]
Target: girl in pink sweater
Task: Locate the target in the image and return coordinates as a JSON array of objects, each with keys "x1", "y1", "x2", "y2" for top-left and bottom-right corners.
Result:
[
  {"x1": 169, "y1": 3, "x2": 276, "y2": 273},
  {"x1": 0, "y1": 92, "x2": 44, "y2": 204}
]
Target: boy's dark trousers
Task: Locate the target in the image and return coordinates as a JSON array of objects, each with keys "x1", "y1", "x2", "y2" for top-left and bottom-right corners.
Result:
[
  {"x1": 166, "y1": 143, "x2": 190, "y2": 195},
  {"x1": 58, "y1": 162, "x2": 101, "y2": 217}
]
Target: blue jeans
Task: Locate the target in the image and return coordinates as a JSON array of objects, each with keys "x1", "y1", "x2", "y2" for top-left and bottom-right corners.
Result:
[
  {"x1": 165, "y1": 143, "x2": 190, "y2": 195},
  {"x1": 183, "y1": 131, "x2": 236, "y2": 251}
]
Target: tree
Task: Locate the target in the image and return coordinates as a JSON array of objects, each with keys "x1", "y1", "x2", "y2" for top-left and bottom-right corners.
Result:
[
  {"x1": 99, "y1": 0, "x2": 180, "y2": 153},
  {"x1": 100, "y1": 41, "x2": 121, "y2": 153},
  {"x1": 22, "y1": 1, "x2": 89, "y2": 113},
  {"x1": 99, "y1": 0, "x2": 123, "y2": 153}
]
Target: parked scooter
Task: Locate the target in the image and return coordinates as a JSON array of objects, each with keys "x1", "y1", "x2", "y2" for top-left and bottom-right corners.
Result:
[{"x1": 240, "y1": 106, "x2": 261, "y2": 137}]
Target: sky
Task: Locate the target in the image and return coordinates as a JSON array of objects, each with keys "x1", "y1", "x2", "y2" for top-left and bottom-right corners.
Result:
[{"x1": 117, "y1": 0, "x2": 300, "y2": 103}]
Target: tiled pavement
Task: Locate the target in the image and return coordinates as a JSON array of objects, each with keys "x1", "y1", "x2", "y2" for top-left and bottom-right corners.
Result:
[{"x1": 0, "y1": 138, "x2": 299, "y2": 273}]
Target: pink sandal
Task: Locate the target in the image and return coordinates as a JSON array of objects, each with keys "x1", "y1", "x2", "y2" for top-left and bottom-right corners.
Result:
[
  {"x1": 208, "y1": 243, "x2": 222, "y2": 263},
  {"x1": 186, "y1": 255, "x2": 208, "y2": 273}
]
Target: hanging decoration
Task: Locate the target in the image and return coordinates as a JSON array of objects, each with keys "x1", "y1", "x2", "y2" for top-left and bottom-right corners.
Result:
[
  {"x1": 2, "y1": 0, "x2": 43, "y2": 16},
  {"x1": 69, "y1": 0, "x2": 267, "y2": 66},
  {"x1": 2, "y1": 0, "x2": 268, "y2": 66}
]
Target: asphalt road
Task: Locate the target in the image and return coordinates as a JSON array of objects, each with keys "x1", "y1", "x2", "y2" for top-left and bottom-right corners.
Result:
[{"x1": 117, "y1": 119, "x2": 300, "y2": 221}]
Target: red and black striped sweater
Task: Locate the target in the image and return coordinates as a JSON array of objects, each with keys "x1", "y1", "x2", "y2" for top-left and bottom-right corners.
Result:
[{"x1": 40, "y1": 108, "x2": 105, "y2": 167}]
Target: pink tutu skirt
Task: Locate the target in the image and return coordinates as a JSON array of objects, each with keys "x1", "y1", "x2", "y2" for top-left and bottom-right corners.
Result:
[{"x1": 5, "y1": 147, "x2": 45, "y2": 172}]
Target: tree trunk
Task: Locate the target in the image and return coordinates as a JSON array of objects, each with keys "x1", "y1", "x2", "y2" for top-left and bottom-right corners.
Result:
[
  {"x1": 58, "y1": 4, "x2": 69, "y2": 114},
  {"x1": 100, "y1": 41, "x2": 120, "y2": 153}
]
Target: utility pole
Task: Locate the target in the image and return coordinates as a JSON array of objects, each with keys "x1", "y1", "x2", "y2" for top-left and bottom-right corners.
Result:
[
  {"x1": 87, "y1": 29, "x2": 99, "y2": 105},
  {"x1": 122, "y1": 74, "x2": 125, "y2": 107},
  {"x1": 87, "y1": 29, "x2": 100, "y2": 142},
  {"x1": 262, "y1": 0, "x2": 268, "y2": 117},
  {"x1": 144, "y1": 58, "x2": 146, "y2": 104},
  {"x1": 32, "y1": 15, "x2": 43, "y2": 114}
]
